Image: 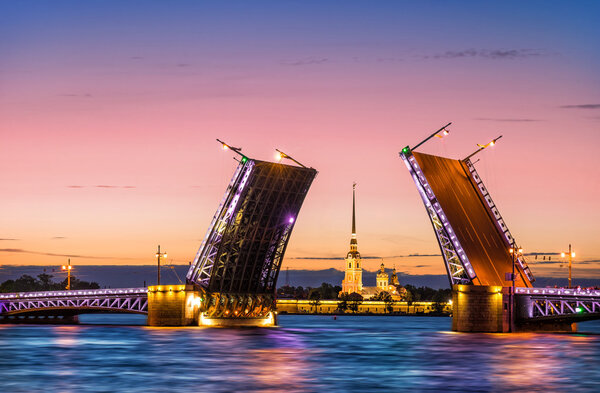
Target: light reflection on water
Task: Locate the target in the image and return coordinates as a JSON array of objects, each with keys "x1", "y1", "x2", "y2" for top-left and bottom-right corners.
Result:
[{"x1": 1, "y1": 315, "x2": 599, "y2": 392}]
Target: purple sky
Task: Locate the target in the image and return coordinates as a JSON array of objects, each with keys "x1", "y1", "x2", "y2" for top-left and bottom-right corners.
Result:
[{"x1": 1, "y1": 1, "x2": 599, "y2": 281}]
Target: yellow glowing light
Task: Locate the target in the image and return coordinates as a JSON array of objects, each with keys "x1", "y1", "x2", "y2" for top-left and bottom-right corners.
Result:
[
  {"x1": 561, "y1": 252, "x2": 566, "y2": 258},
  {"x1": 572, "y1": 252, "x2": 576, "y2": 258},
  {"x1": 443, "y1": 130, "x2": 449, "y2": 136},
  {"x1": 222, "y1": 144, "x2": 228, "y2": 150},
  {"x1": 490, "y1": 141, "x2": 495, "y2": 146},
  {"x1": 518, "y1": 248, "x2": 523, "y2": 254},
  {"x1": 164, "y1": 253, "x2": 167, "y2": 258},
  {"x1": 275, "y1": 152, "x2": 282, "y2": 161},
  {"x1": 509, "y1": 248, "x2": 514, "y2": 254}
]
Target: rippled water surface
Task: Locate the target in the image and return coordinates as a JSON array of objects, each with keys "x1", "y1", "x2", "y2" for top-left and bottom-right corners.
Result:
[{"x1": 1, "y1": 315, "x2": 600, "y2": 392}]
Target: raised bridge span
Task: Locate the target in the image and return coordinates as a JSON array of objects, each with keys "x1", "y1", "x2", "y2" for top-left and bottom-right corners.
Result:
[
  {"x1": 0, "y1": 143, "x2": 317, "y2": 327},
  {"x1": 400, "y1": 131, "x2": 600, "y2": 332}
]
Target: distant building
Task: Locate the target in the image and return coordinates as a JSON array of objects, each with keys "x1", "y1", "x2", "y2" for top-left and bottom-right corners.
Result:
[
  {"x1": 339, "y1": 184, "x2": 406, "y2": 300},
  {"x1": 341, "y1": 183, "x2": 363, "y2": 294}
]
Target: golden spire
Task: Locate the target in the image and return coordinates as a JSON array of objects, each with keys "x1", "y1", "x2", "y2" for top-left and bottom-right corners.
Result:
[{"x1": 348, "y1": 183, "x2": 360, "y2": 258}]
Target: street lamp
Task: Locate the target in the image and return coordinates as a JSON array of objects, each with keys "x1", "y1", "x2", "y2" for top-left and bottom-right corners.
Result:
[
  {"x1": 463, "y1": 135, "x2": 503, "y2": 161},
  {"x1": 274, "y1": 149, "x2": 307, "y2": 168},
  {"x1": 155, "y1": 245, "x2": 167, "y2": 286},
  {"x1": 508, "y1": 246, "x2": 523, "y2": 332},
  {"x1": 560, "y1": 244, "x2": 576, "y2": 288},
  {"x1": 61, "y1": 258, "x2": 73, "y2": 290}
]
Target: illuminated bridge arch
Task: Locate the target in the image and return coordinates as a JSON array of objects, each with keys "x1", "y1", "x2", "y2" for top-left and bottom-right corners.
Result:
[{"x1": 0, "y1": 288, "x2": 148, "y2": 322}]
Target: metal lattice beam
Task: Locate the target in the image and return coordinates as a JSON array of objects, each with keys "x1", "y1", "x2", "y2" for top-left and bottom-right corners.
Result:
[
  {"x1": 464, "y1": 159, "x2": 535, "y2": 283},
  {"x1": 400, "y1": 152, "x2": 476, "y2": 285},
  {"x1": 187, "y1": 159, "x2": 317, "y2": 296},
  {"x1": 516, "y1": 287, "x2": 600, "y2": 321},
  {"x1": 0, "y1": 288, "x2": 148, "y2": 316}
]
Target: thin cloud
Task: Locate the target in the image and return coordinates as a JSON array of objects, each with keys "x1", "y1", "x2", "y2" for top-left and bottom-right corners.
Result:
[
  {"x1": 0, "y1": 248, "x2": 113, "y2": 259},
  {"x1": 51, "y1": 237, "x2": 66, "y2": 240},
  {"x1": 289, "y1": 253, "x2": 441, "y2": 260},
  {"x1": 0, "y1": 238, "x2": 20, "y2": 241},
  {"x1": 424, "y1": 48, "x2": 551, "y2": 60},
  {"x1": 67, "y1": 185, "x2": 85, "y2": 188},
  {"x1": 282, "y1": 57, "x2": 328, "y2": 66},
  {"x1": 475, "y1": 118, "x2": 541, "y2": 122},
  {"x1": 59, "y1": 93, "x2": 93, "y2": 98},
  {"x1": 560, "y1": 104, "x2": 600, "y2": 109},
  {"x1": 95, "y1": 185, "x2": 136, "y2": 189}
]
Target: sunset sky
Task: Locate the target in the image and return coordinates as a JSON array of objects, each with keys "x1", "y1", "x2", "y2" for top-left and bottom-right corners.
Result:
[{"x1": 1, "y1": 1, "x2": 599, "y2": 280}]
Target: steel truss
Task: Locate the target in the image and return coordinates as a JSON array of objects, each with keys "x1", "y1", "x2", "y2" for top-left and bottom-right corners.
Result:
[
  {"x1": 187, "y1": 159, "x2": 317, "y2": 300},
  {"x1": 464, "y1": 159, "x2": 535, "y2": 283},
  {"x1": 515, "y1": 288, "x2": 600, "y2": 320},
  {"x1": 400, "y1": 152, "x2": 475, "y2": 285},
  {"x1": 0, "y1": 288, "x2": 148, "y2": 316}
]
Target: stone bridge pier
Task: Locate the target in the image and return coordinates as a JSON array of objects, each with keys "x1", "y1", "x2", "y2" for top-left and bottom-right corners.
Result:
[{"x1": 452, "y1": 285, "x2": 576, "y2": 333}]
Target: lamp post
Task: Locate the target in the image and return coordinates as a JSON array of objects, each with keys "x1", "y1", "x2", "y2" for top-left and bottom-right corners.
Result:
[
  {"x1": 61, "y1": 258, "x2": 73, "y2": 290},
  {"x1": 274, "y1": 149, "x2": 308, "y2": 168},
  {"x1": 509, "y1": 246, "x2": 522, "y2": 332},
  {"x1": 156, "y1": 245, "x2": 167, "y2": 286},
  {"x1": 560, "y1": 244, "x2": 576, "y2": 288}
]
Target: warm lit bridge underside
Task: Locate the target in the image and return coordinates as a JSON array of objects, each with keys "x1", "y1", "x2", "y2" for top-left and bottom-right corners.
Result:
[
  {"x1": 402, "y1": 147, "x2": 600, "y2": 331},
  {"x1": 403, "y1": 151, "x2": 533, "y2": 287}
]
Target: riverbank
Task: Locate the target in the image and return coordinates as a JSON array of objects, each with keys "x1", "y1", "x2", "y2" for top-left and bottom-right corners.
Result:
[{"x1": 276, "y1": 299, "x2": 451, "y2": 315}]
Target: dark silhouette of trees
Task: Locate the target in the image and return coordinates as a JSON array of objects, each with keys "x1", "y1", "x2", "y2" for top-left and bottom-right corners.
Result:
[
  {"x1": 347, "y1": 292, "x2": 363, "y2": 313},
  {"x1": 373, "y1": 291, "x2": 395, "y2": 313},
  {"x1": 0, "y1": 274, "x2": 100, "y2": 293},
  {"x1": 308, "y1": 289, "x2": 322, "y2": 312}
]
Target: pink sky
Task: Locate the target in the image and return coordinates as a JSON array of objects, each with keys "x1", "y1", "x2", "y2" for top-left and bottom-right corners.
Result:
[{"x1": 1, "y1": 2, "x2": 599, "y2": 281}]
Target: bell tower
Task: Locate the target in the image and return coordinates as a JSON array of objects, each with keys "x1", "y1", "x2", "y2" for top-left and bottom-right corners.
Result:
[{"x1": 342, "y1": 183, "x2": 363, "y2": 294}]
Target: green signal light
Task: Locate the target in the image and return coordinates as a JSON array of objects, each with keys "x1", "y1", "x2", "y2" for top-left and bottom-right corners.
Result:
[
  {"x1": 402, "y1": 146, "x2": 410, "y2": 154},
  {"x1": 576, "y1": 307, "x2": 583, "y2": 313},
  {"x1": 241, "y1": 156, "x2": 248, "y2": 164}
]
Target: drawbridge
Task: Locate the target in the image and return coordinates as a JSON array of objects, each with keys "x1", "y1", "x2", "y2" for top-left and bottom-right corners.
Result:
[
  {"x1": 400, "y1": 124, "x2": 600, "y2": 331},
  {"x1": 0, "y1": 142, "x2": 316, "y2": 326}
]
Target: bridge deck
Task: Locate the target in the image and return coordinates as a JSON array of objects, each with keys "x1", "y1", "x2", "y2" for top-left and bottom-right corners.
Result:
[
  {"x1": 413, "y1": 152, "x2": 530, "y2": 287},
  {"x1": 0, "y1": 288, "x2": 148, "y2": 317}
]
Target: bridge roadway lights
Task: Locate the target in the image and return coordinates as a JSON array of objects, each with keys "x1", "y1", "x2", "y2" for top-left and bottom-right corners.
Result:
[
  {"x1": 452, "y1": 285, "x2": 577, "y2": 333},
  {"x1": 147, "y1": 285, "x2": 277, "y2": 327}
]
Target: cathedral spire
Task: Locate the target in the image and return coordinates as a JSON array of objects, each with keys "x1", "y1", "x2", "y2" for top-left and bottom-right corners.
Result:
[
  {"x1": 352, "y1": 182, "x2": 356, "y2": 240},
  {"x1": 348, "y1": 183, "x2": 360, "y2": 258}
]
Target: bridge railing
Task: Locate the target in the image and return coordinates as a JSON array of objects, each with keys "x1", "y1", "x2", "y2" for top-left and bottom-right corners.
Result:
[
  {"x1": 0, "y1": 287, "x2": 148, "y2": 300},
  {"x1": 516, "y1": 287, "x2": 600, "y2": 298}
]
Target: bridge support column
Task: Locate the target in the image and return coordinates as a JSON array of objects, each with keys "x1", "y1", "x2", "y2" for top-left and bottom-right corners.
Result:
[
  {"x1": 452, "y1": 285, "x2": 508, "y2": 332},
  {"x1": 147, "y1": 285, "x2": 202, "y2": 326}
]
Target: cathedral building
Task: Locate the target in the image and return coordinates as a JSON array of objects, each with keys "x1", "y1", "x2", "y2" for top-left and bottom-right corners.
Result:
[
  {"x1": 341, "y1": 183, "x2": 363, "y2": 294},
  {"x1": 340, "y1": 184, "x2": 407, "y2": 300}
]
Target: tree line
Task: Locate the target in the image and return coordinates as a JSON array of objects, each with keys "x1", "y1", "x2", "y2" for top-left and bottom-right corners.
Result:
[{"x1": 0, "y1": 273, "x2": 100, "y2": 293}]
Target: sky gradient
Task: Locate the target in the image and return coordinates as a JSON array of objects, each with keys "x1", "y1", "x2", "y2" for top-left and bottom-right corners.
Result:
[{"x1": 1, "y1": 1, "x2": 599, "y2": 281}]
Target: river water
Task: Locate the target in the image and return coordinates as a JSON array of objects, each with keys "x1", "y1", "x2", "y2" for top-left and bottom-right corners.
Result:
[{"x1": 1, "y1": 315, "x2": 599, "y2": 392}]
